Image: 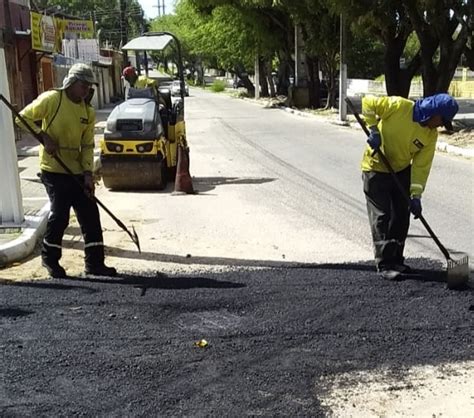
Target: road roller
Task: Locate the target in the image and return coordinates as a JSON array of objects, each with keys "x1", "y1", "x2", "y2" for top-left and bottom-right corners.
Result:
[{"x1": 99, "y1": 31, "x2": 188, "y2": 190}]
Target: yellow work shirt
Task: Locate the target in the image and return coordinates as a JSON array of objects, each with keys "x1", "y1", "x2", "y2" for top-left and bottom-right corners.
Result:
[
  {"x1": 361, "y1": 95, "x2": 438, "y2": 197},
  {"x1": 135, "y1": 76, "x2": 157, "y2": 89},
  {"x1": 18, "y1": 90, "x2": 95, "y2": 175}
]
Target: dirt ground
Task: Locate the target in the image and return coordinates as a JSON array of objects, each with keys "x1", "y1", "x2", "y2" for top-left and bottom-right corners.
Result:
[
  {"x1": 439, "y1": 128, "x2": 474, "y2": 148},
  {"x1": 320, "y1": 362, "x2": 474, "y2": 417}
]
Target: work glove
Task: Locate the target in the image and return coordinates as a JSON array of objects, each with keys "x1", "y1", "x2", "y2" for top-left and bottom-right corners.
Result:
[
  {"x1": 367, "y1": 126, "x2": 381, "y2": 152},
  {"x1": 410, "y1": 197, "x2": 422, "y2": 219}
]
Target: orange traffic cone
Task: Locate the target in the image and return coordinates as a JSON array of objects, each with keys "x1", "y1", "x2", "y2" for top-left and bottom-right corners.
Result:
[{"x1": 174, "y1": 143, "x2": 195, "y2": 194}]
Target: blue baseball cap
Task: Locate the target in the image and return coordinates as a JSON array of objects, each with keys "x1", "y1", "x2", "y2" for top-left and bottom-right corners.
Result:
[{"x1": 413, "y1": 93, "x2": 459, "y2": 131}]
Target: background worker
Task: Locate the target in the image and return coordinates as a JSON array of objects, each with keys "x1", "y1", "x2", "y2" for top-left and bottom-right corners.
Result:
[
  {"x1": 122, "y1": 61, "x2": 138, "y2": 85},
  {"x1": 135, "y1": 74, "x2": 159, "y2": 92},
  {"x1": 17, "y1": 63, "x2": 116, "y2": 278},
  {"x1": 122, "y1": 61, "x2": 138, "y2": 98},
  {"x1": 361, "y1": 93, "x2": 459, "y2": 280}
]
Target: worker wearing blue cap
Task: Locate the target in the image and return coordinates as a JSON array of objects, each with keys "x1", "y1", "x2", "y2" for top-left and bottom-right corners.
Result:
[{"x1": 361, "y1": 93, "x2": 459, "y2": 280}]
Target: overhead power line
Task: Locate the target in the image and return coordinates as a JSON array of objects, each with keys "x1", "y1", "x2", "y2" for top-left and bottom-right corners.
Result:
[{"x1": 153, "y1": 0, "x2": 166, "y2": 17}]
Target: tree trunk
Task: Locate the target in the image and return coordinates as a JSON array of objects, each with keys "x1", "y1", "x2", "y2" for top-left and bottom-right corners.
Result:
[
  {"x1": 320, "y1": 52, "x2": 338, "y2": 109},
  {"x1": 276, "y1": 51, "x2": 292, "y2": 96},
  {"x1": 383, "y1": 34, "x2": 420, "y2": 97},
  {"x1": 234, "y1": 64, "x2": 254, "y2": 95},
  {"x1": 404, "y1": 2, "x2": 468, "y2": 96},
  {"x1": 327, "y1": 70, "x2": 337, "y2": 109},
  {"x1": 266, "y1": 61, "x2": 276, "y2": 97},
  {"x1": 305, "y1": 55, "x2": 321, "y2": 109},
  {"x1": 419, "y1": 36, "x2": 439, "y2": 97},
  {"x1": 259, "y1": 57, "x2": 269, "y2": 97},
  {"x1": 465, "y1": 45, "x2": 474, "y2": 71},
  {"x1": 436, "y1": 26, "x2": 468, "y2": 93},
  {"x1": 195, "y1": 60, "x2": 205, "y2": 86}
]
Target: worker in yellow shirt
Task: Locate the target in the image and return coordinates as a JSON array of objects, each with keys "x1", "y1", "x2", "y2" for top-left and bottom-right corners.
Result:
[
  {"x1": 17, "y1": 63, "x2": 116, "y2": 278},
  {"x1": 361, "y1": 93, "x2": 458, "y2": 280},
  {"x1": 134, "y1": 75, "x2": 157, "y2": 89}
]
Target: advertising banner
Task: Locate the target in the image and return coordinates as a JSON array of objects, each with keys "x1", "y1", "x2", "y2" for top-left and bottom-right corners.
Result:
[
  {"x1": 31, "y1": 12, "x2": 94, "y2": 53},
  {"x1": 31, "y1": 11, "x2": 57, "y2": 53}
]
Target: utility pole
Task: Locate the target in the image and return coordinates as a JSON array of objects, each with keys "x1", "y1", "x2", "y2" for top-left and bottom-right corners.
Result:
[
  {"x1": 0, "y1": 27, "x2": 24, "y2": 225},
  {"x1": 153, "y1": 0, "x2": 166, "y2": 17},
  {"x1": 338, "y1": 13, "x2": 347, "y2": 122},
  {"x1": 254, "y1": 52, "x2": 260, "y2": 100},
  {"x1": 119, "y1": 0, "x2": 128, "y2": 63}
]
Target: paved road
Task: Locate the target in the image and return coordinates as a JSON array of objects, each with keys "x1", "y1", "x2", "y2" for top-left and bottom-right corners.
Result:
[
  {"x1": 1, "y1": 266, "x2": 472, "y2": 415},
  {"x1": 1, "y1": 87, "x2": 473, "y2": 415}
]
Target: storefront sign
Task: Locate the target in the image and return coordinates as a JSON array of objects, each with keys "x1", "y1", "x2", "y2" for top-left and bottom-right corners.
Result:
[
  {"x1": 31, "y1": 12, "x2": 57, "y2": 52},
  {"x1": 31, "y1": 12, "x2": 93, "y2": 53}
]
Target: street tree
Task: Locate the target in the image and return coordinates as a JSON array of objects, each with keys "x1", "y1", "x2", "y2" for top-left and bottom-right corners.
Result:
[
  {"x1": 332, "y1": 0, "x2": 419, "y2": 97},
  {"x1": 332, "y1": 0, "x2": 472, "y2": 97},
  {"x1": 189, "y1": 0, "x2": 292, "y2": 97},
  {"x1": 276, "y1": 0, "x2": 341, "y2": 108},
  {"x1": 404, "y1": 0, "x2": 472, "y2": 95}
]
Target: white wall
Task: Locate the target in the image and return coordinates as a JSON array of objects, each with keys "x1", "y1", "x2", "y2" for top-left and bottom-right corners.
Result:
[{"x1": 0, "y1": 47, "x2": 24, "y2": 225}]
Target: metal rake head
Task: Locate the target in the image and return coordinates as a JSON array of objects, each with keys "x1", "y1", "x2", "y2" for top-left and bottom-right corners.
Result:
[{"x1": 447, "y1": 254, "x2": 470, "y2": 290}]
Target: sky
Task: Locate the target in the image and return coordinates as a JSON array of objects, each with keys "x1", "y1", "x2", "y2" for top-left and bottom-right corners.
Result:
[{"x1": 138, "y1": 0, "x2": 176, "y2": 19}]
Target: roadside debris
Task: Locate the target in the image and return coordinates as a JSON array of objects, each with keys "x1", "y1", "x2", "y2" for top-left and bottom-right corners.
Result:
[{"x1": 194, "y1": 339, "x2": 209, "y2": 348}]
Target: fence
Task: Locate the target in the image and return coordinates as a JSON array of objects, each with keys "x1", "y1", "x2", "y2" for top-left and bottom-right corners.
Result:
[
  {"x1": 449, "y1": 81, "x2": 474, "y2": 99},
  {"x1": 348, "y1": 76, "x2": 473, "y2": 98}
]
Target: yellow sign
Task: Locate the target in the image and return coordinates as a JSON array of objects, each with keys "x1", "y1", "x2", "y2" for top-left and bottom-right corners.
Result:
[
  {"x1": 31, "y1": 11, "x2": 57, "y2": 52},
  {"x1": 30, "y1": 12, "x2": 94, "y2": 53}
]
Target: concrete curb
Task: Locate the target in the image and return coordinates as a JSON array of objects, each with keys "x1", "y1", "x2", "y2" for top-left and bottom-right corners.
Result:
[
  {"x1": 17, "y1": 145, "x2": 41, "y2": 157},
  {"x1": 0, "y1": 202, "x2": 50, "y2": 267},
  {"x1": 435, "y1": 141, "x2": 474, "y2": 158}
]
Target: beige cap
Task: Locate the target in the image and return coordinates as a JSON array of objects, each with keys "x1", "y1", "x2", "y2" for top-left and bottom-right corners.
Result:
[{"x1": 61, "y1": 63, "x2": 97, "y2": 89}]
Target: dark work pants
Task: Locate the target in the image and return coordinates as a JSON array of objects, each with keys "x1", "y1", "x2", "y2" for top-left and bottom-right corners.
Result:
[
  {"x1": 362, "y1": 166, "x2": 411, "y2": 270},
  {"x1": 41, "y1": 171, "x2": 105, "y2": 267}
]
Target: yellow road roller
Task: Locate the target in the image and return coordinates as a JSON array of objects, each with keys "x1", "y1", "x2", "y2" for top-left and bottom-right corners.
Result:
[{"x1": 99, "y1": 32, "x2": 188, "y2": 190}]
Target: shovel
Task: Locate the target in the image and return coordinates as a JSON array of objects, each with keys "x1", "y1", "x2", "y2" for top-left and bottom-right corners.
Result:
[
  {"x1": 345, "y1": 97, "x2": 469, "y2": 289},
  {"x1": 0, "y1": 94, "x2": 141, "y2": 253}
]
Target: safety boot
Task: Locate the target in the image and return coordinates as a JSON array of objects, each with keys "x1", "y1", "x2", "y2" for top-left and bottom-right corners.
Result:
[
  {"x1": 42, "y1": 260, "x2": 67, "y2": 278},
  {"x1": 85, "y1": 264, "x2": 117, "y2": 277},
  {"x1": 84, "y1": 245, "x2": 117, "y2": 276}
]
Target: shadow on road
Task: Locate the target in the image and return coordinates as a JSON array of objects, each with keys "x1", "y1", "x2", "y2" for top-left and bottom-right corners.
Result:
[
  {"x1": 82, "y1": 245, "x2": 473, "y2": 288},
  {"x1": 192, "y1": 176, "x2": 276, "y2": 193},
  {"x1": 65, "y1": 272, "x2": 246, "y2": 294},
  {"x1": 0, "y1": 278, "x2": 98, "y2": 292},
  {"x1": 0, "y1": 307, "x2": 34, "y2": 318}
]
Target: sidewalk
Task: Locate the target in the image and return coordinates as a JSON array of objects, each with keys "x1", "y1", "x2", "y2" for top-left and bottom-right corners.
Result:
[{"x1": 0, "y1": 104, "x2": 115, "y2": 268}]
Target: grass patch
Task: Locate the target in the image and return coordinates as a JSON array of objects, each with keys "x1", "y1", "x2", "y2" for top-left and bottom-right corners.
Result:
[{"x1": 209, "y1": 80, "x2": 227, "y2": 92}]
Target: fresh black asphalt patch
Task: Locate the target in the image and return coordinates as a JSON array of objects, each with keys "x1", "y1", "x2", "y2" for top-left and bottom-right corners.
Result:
[{"x1": 1, "y1": 261, "x2": 473, "y2": 416}]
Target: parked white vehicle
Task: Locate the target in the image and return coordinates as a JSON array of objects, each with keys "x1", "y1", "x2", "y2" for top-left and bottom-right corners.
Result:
[{"x1": 171, "y1": 80, "x2": 189, "y2": 97}]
